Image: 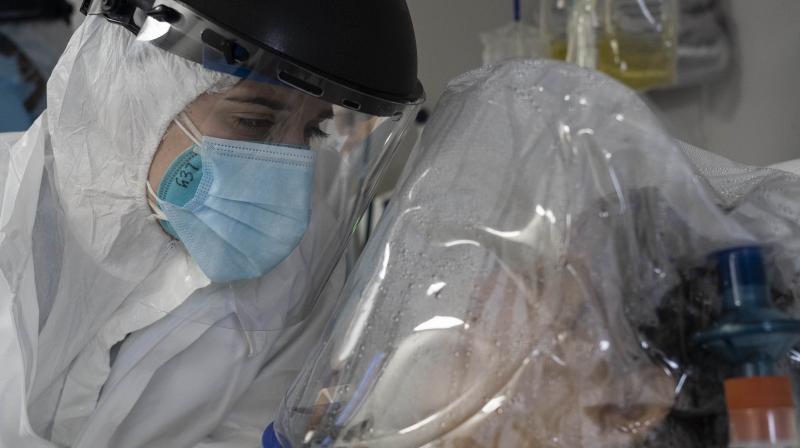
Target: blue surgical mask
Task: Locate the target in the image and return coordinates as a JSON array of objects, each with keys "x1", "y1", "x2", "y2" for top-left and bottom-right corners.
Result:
[{"x1": 149, "y1": 136, "x2": 316, "y2": 283}]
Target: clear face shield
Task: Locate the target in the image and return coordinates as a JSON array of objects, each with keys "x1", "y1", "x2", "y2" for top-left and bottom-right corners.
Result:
[{"x1": 82, "y1": 0, "x2": 420, "y2": 331}]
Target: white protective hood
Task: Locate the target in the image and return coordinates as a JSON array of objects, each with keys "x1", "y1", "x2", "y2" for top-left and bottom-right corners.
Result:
[
  {"x1": 271, "y1": 60, "x2": 800, "y2": 447},
  {"x1": 0, "y1": 16, "x2": 352, "y2": 448}
]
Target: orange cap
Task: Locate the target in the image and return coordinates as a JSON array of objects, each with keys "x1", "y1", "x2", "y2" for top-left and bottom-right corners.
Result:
[{"x1": 724, "y1": 376, "x2": 795, "y2": 410}]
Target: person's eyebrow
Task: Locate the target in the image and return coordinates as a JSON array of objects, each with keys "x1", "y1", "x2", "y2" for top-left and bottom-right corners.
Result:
[{"x1": 224, "y1": 96, "x2": 289, "y2": 110}]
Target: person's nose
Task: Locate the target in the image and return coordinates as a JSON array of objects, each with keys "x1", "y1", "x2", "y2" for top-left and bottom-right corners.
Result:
[
  {"x1": 274, "y1": 121, "x2": 308, "y2": 147},
  {"x1": 286, "y1": 129, "x2": 307, "y2": 146}
]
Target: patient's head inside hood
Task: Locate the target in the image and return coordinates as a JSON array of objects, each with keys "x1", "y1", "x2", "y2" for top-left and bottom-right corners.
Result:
[{"x1": 270, "y1": 59, "x2": 800, "y2": 447}]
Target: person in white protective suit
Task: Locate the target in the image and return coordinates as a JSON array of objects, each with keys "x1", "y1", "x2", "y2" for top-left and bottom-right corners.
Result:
[
  {"x1": 0, "y1": 0, "x2": 423, "y2": 446},
  {"x1": 269, "y1": 60, "x2": 800, "y2": 447}
]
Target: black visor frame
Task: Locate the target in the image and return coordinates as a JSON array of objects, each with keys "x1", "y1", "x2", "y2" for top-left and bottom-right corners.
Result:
[{"x1": 83, "y1": 0, "x2": 423, "y2": 117}]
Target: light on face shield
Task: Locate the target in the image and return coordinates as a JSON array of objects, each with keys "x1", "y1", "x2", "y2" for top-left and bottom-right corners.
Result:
[{"x1": 137, "y1": 16, "x2": 170, "y2": 41}]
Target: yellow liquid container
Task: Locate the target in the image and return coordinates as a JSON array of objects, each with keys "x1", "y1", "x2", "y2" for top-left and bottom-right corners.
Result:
[
  {"x1": 550, "y1": 39, "x2": 568, "y2": 60},
  {"x1": 551, "y1": 0, "x2": 677, "y2": 91},
  {"x1": 596, "y1": 31, "x2": 676, "y2": 91}
]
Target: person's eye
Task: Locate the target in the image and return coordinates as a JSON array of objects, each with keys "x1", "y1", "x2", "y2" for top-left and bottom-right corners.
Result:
[{"x1": 234, "y1": 117, "x2": 274, "y2": 130}]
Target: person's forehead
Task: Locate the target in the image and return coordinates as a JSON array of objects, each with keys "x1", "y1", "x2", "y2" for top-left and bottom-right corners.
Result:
[{"x1": 223, "y1": 80, "x2": 330, "y2": 112}]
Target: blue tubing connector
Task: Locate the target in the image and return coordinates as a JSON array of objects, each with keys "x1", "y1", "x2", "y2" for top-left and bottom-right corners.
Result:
[
  {"x1": 694, "y1": 246, "x2": 800, "y2": 377},
  {"x1": 263, "y1": 423, "x2": 291, "y2": 448},
  {"x1": 513, "y1": 0, "x2": 521, "y2": 22}
]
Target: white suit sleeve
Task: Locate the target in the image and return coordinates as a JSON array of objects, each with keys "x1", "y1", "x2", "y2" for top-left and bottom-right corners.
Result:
[{"x1": 0, "y1": 119, "x2": 58, "y2": 448}]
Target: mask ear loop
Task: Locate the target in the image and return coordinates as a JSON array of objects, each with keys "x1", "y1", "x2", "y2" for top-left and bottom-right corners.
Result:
[
  {"x1": 147, "y1": 112, "x2": 204, "y2": 221},
  {"x1": 174, "y1": 112, "x2": 203, "y2": 150},
  {"x1": 146, "y1": 181, "x2": 169, "y2": 221}
]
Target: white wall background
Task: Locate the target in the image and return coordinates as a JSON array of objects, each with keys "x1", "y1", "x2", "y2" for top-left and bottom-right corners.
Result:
[
  {"x1": 650, "y1": 0, "x2": 800, "y2": 166},
  {"x1": 406, "y1": 0, "x2": 800, "y2": 166},
  {"x1": 406, "y1": 0, "x2": 508, "y2": 106}
]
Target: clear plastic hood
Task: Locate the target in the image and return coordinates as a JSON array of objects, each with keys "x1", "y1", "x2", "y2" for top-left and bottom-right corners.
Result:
[{"x1": 271, "y1": 59, "x2": 800, "y2": 447}]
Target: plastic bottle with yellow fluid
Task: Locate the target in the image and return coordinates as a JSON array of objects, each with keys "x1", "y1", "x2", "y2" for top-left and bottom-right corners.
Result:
[
  {"x1": 544, "y1": 0, "x2": 570, "y2": 60},
  {"x1": 563, "y1": 0, "x2": 678, "y2": 91}
]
